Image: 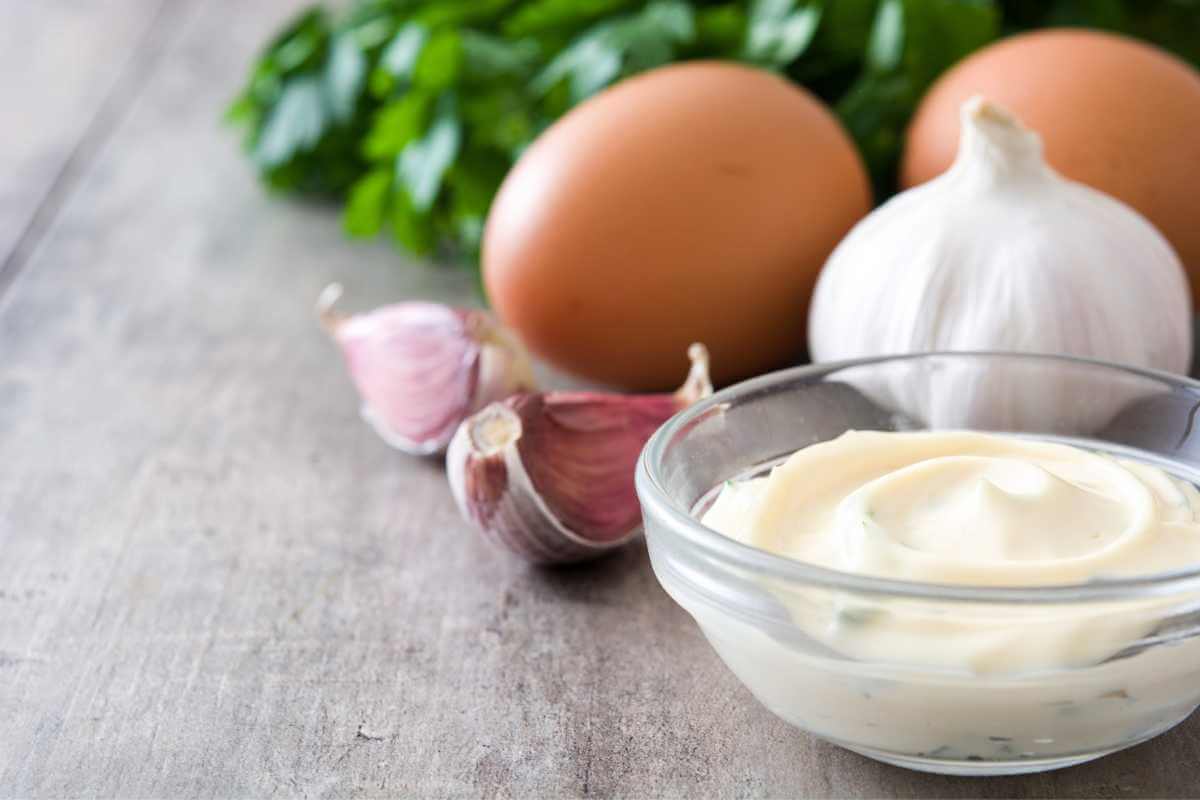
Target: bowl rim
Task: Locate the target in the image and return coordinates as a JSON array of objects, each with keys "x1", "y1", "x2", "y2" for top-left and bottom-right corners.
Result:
[{"x1": 636, "y1": 350, "x2": 1200, "y2": 604}]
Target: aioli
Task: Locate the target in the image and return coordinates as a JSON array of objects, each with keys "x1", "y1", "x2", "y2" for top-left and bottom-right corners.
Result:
[
  {"x1": 684, "y1": 431, "x2": 1200, "y2": 762},
  {"x1": 702, "y1": 431, "x2": 1200, "y2": 672}
]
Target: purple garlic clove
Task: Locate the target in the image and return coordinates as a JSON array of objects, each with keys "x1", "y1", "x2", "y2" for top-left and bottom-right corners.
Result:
[
  {"x1": 317, "y1": 283, "x2": 536, "y2": 455},
  {"x1": 447, "y1": 344, "x2": 712, "y2": 564}
]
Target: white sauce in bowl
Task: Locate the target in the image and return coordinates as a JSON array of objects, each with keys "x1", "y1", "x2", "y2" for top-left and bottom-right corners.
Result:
[
  {"x1": 685, "y1": 431, "x2": 1200, "y2": 762},
  {"x1": 703, "y1": 431, "x2": 1200, "y2": 672}
]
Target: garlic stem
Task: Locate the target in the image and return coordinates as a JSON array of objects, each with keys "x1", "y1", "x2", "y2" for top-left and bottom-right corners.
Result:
[
  {"x1": 466, "y1": 403, "x2": 522, "y2": 456},
  {"x1": 950, "y1": 95, "x2": 1049, "y2": 186},
  {"x1": 316, "y1": 282, "x2": 346, "y2": 332}
]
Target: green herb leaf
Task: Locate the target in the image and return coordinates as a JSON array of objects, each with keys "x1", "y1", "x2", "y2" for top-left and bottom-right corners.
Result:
[
  {"x1": 253, "y1": 76, "x2": 327, "y2": 169},
  {"x1": 866, "y1": 0, "x2": 905, "y2": 72},
  {"x1": 743, "y1": 0, "x2": 822, "y2": 67},
  {"x1": 344, "y1": 168, "x2": 393, "y2": 237},
  {"x1": 534, "y1": 37, "x2": 622, "y2": 101},
  {"x1": 695, "y1": 5, "x2": 747, "y2": 52},
  {"x1": 413, "y1": 30, "x2": 463, "y2": 90},
  {"x1": 504, "y1": 0, "x2": 636, "y2": 37},
  {"x1": 225, "y1": 91, "x2": 258, "y2": 126},
  {"x1": 880, "y1": 0, "x2": 998, "y2": 86},
  {"x1": 380, "y1": 22, "x2": 428, "y2": 78},
  {"x1": 325, "y1": 32, "x2": 367, "y2": 122},
  {"x1": 461, "y1": 31, "x2": 540, "y2": 80},
  {"x1": 447, "y1": 156, "x2": 505, "y2": 256},
  {"x1": 415, "y1": 0, "x2": 515, "y2": 28},
  {"x1": 837, "y1": 605, "x2": 882, "y2": 627},
  {"x1": 271, "y1": 8, "x2": 331, "y2": 72},
  {"x1": 534, "y1": 1, "x2": 695, "y2": 101},
  {"x1": 363, "y1": 92, "x2": 432, "y2": 159},
  {"x1": 390, "y1": 184, "x2": 436, "y2": 254},
  {"x1": 806, "y1": 0, "x2": 877, "y2": 65},
  {"x1": 397, "y1": 92, "x2": 461, "y2": 212},
  {"x1": 459, "y1": 87, "x2": 535, "y2": 154}
]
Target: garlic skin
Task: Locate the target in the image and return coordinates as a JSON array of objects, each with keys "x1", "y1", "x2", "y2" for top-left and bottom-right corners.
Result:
[
  {"x1": 808, "y1": 97, "x2": 1192, "y2": 430},
  {"x1": 318, "y1": 284, "x2": 536, "y2": 455},
  {"x1": 447, "y1": 344, "x2": 712, "y2": 564}
]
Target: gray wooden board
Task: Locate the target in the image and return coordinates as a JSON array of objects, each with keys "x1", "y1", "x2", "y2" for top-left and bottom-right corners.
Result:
[
  {"x1": 0, "y1": 1, "x2": 1198, "y2": 796},
  {"x1": 0, "y1": 0, "x2": 168, "y2": 286}
]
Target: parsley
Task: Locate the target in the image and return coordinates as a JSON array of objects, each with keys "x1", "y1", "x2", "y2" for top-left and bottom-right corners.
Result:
[{"x1": 228, "y1": 0, "x2": 1200, "y2": 279}]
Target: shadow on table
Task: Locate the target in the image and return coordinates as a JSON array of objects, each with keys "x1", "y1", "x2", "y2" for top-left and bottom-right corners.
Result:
[{"x1": 515, "y1": 540, "x2": 697, "y2": 631}]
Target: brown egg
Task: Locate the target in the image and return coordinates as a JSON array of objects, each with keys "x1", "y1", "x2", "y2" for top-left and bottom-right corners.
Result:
[
  {"x1": 483, "y1": 62, "x2": 871, "y2": 390},
  {"x1": 903, "y1": 29, "x2": 1200, "y2": 306}
]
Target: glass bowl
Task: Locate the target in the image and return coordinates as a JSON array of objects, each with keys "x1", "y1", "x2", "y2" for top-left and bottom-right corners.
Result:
[{"x1": 635, "y1": 352, "x2": 1200, "y2": 776}]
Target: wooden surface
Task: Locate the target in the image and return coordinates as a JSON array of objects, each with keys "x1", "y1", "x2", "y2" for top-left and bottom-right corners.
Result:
[{"x1": 1, "y1": 1, "x2": 1198, "y2": 797}]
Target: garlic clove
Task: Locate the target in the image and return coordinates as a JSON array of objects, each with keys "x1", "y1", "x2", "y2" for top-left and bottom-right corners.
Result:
[
  {"x1": 317, "y1": 283, "x2": 536, "y2": 455},
  {"x1": 447, "y1": 344, "x2": 712, "y2": 564}
]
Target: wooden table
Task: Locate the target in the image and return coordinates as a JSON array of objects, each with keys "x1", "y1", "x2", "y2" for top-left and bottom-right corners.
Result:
[{"x1": 1, "y1": 2, "x2": 1197, "y2": 796}]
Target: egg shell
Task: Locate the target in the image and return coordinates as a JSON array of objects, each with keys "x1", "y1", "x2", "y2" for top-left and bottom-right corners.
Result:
[
  {"x1": 902, "y1": 29, "x2": 1200, "y2": 306},
  {"x1": 483, "y1": 61, "x2": 871, "y2": 390}
]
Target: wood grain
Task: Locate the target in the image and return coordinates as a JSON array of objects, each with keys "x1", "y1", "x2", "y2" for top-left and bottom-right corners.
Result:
[
  {"x1": 0, "y1": 1, "x2": 1198, "y2": 796},
  {"x1": 0, "y1": 0, "x2": 172, "y2": 293}
]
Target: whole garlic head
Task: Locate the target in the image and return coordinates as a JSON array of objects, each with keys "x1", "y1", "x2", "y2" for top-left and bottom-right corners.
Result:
[{"x1": 808, "y1": 97, "x2": 1192, "y2": 431}]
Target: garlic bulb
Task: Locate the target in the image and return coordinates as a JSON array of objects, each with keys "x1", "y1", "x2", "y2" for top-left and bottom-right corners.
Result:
[
  {"x1": 447, "y1": 344, "x2": 712, "y2": 564},
  {"x1": 808, "y1": 97, "x2": 1192, "y2": 430},
  {"x1": 318, "y1": 283, "x2": 536, "y2": 455}
]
